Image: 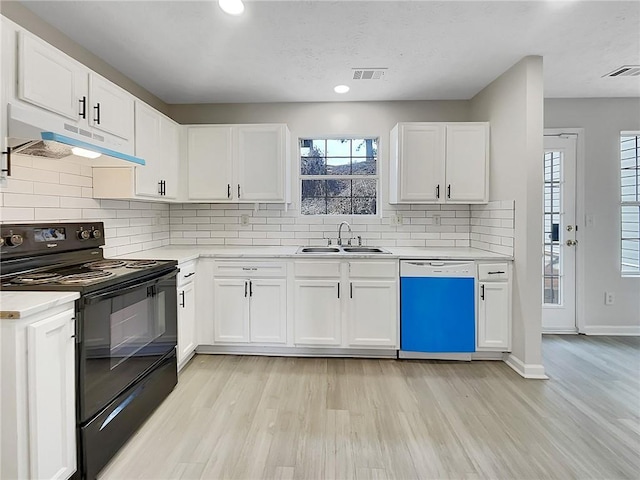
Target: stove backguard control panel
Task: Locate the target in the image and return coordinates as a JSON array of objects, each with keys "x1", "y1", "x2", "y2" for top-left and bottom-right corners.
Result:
[{"x1": 0, "y1": 222, "x2": 106, "y2": 258}]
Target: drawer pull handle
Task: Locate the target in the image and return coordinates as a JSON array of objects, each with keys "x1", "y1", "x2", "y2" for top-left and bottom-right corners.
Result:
[
  {"x1": 488, "y1": 271, "x2": 505, "y2": 275},
  {"x1": 183, "y1": 272, "x2": 195, "y2": 278}
]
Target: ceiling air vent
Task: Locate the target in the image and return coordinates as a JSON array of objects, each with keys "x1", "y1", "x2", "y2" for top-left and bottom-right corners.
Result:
[
  {"x1": 603, "y1": 65, "x2": 640, "y2": 77},
  {"x1": 352, "y1": 68, "x2": 387, "y2": 80}
]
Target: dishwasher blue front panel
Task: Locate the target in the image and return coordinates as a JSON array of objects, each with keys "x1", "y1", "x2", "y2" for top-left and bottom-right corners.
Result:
[{"x1": 400, "y1": 277, "x2": 475, "y2": 353}]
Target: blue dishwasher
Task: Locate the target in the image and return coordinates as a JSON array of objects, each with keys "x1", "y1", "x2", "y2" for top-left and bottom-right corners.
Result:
[{"x1": 400, "y1": 261, "x2": 476, "y2": 357}]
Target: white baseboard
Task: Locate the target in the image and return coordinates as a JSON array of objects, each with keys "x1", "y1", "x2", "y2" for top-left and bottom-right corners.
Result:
[
  {"x1": 580, "y1": 325, "x2": 640, "y2": 336},
  {"x1": 196, "y1": 344, "x2": 398, "y2": 358},
  {"x1": 542, "y1": 328, "x2": 578, "y2": 334},
  {"x1": 504, "y1": 354, "x2": 548, "y2": 379}
]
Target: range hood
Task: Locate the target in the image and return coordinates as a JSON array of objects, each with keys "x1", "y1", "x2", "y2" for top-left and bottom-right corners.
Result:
[{"x1": 7, "y1": 102, "x2": 145, "y2": 166}]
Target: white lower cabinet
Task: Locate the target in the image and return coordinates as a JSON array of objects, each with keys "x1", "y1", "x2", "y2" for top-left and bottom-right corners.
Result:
[
  {"x1": 177, "y1": 260, "x2": 197, "y2": 370},
  {"x1": 477, "y1": 263, "x2": 512, "y2": 351},
  {"x1": 347, "y1": 280, "x2": 397, "y2": 347},
  {"x1": 293, "y1": 260, "x2": 398, "y2": 349},
  {"x1": 294, "y1": 279, "x2": 342, "y2": 345},
  {"x1": 212, "y1": 261, "x2": 287, "y2": 345},
  {"x1": 1, "y1": 305, "x2": 77, "y2": 480}
]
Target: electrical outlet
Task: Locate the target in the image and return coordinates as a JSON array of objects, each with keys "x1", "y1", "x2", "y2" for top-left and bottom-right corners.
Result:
[
  {"x1": 433, "y1": 214, "x2": 441, "y2": 226},
  {"x1": 240, "y1": 214, "x2": 250, "y2": 226},
  {"x1": 391, "y1": 214, "x2": 403, "y2": 226},
  {"x1": 605, "y1": 291, "x2": 615, "y2": 305}
]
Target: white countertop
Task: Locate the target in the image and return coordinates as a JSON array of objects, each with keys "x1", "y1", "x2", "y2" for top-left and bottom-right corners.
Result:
[
  {"x1": 112, "y1": 245, "x2": 512, "y2": 264},
  {"x1": 0, "y1": 291, "x2": 80, "y2": 319}
]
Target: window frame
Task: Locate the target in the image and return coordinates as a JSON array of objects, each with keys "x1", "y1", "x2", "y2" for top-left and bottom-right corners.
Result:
[
  {"x1": 298, "y1": 136, "x2": 380, "y2": 217},
  {"x1": 621, "y1": 131, "x2": 640, "y2": 276}
]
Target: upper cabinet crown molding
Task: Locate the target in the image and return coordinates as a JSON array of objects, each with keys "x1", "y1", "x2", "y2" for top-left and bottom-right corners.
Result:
[
  {"x1": 187, "y1": 124, "x2": 291, "y2": 204},
  {"x1": 389, "y1": 122, "x2": 490, "y2": 204}
]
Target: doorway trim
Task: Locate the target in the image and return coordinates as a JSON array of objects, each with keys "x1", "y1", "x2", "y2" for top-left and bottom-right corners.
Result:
[{"x1": 543, "y1": 128, "x2": 585, "y2": 334}]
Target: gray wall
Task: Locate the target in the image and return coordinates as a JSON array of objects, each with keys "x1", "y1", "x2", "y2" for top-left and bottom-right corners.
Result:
[
  {"x1": 545, "y1": 98, "x2": 640, "y2": 334},
  {"x1": 470, "y1": 56, "x2": 545, "y2": 375},
  {"x1": 0, "y1": 1, "x2": 169, "y2": 115}
]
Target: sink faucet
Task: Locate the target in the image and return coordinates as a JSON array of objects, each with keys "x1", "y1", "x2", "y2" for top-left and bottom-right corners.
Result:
[{"x1": 337, "y1": 221, "x2": 352, "y2": 246}]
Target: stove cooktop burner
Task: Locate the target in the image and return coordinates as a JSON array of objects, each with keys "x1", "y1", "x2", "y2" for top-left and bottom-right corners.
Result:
[
  {"x1": 57, "y1": 270, "x2": 114, "y2": 284},
  {"x1": 12, "y1": 272, "x2": 63, "y2": 285},
  {"x1": 84, "y1": 260, "x2": 127, "y2": 270},
  {"x1": 125, "y1": 260, "x2": 159, "y2": 269}
]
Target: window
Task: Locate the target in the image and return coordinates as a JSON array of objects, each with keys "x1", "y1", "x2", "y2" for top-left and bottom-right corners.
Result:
[
  {"x1": 621, "y1": 133, "x2": 640, "y2": 274},
  {"x1": 300, "y1": 138, "x2": 378, "y2": 215}
]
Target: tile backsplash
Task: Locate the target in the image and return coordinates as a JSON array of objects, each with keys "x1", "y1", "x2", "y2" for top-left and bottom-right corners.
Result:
[
  {"x1": 0, "y1": 155, "x2": 170, "y2": 258},
  {"x1": 169, "y1": 201, "x2": 515, "y2": 255},
  {"x1": 0, "y1": 155, "x2": 514, "y2": 256}
]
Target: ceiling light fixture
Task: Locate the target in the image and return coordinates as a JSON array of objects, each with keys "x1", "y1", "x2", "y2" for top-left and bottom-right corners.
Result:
[
  {"x1": 334, "y1": 85, "x2": 350, "y2": 94},
  {"x1": 218, "y1": 0, "x2": 245, "y2": 15},
  {"x1": 71, "y1": 147, "x2": 101, "y2": 159}
]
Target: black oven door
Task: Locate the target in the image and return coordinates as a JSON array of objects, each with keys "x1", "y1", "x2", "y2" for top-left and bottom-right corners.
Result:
[{"x1": 78, "y1": 268, "x2": 178, "y2": 422}]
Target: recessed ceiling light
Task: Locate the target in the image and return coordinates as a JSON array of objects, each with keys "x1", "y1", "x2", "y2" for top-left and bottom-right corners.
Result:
[
  {"x1": 71, "y1": 147, "x2": 101, "y2": 159},
  {"x1": 219, "y1": 0, "x2": 244, "y2": 15},
  {"x1": 334, "y1": 85, "x2": 350, "y2": 94}
]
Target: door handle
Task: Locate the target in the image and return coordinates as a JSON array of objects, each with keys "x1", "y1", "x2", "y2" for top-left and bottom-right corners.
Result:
[
  {"x1": 94, "y1": 103, "x2": 101, "y2": 124},
  {"x1": 228, "y1": 184, "x2": 231, "y2": 199},
  {"x1": 244, "y1": 281, "x2": 248, "y2": 297},
  {"x1": 350, "y1": 283, "x2": 353, "y2": 299},
  {"x1": 1, "y1": 146, "x2": 11, "y2": 177},
  {"x1": 179, "y1": 290, "x2": 185, "y2": 308},
  {"x1": 337, "y1": 283, "x2": 340, "y2": 299},
  {"x1": 480, "y1": 284, "x2": 485, "y2": 300},
  {"x1": 436, "y1": 184, "x2": 440, "y2": 199},
  {"x1": 447, "y1": 184, "x2": 451, "y2": 199},
  {"x1": 238, "y1": 184, "x2": 241, "y2": 198},
  {"x1": 79, "y1": 96, "x2": 87, "y2": 119},
  {"x1": 249, "y1": 280, "x2": 253, "y2": 297}
]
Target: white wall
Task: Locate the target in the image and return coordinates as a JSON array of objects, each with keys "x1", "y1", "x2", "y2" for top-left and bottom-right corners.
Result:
[
  {"x1": 545, "y1": 98, "x2": 640, "y2": 334},
  {"x1": 0, "y1": 155, "x2": 171, "y2": 257},
  {"x1": 470, "y1": 56, "x2": 545, "y2": 376}
]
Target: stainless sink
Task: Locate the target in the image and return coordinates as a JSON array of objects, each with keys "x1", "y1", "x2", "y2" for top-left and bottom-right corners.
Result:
[
  {"x1": 296, "y1": 246, "x2": 390, "y2": 255},
  {"x1": 341, "y1": 247, "x2": 389, "y2": 254},
  {"x1": 298, "y1": 247, "x2": 341, "y2": 253}
]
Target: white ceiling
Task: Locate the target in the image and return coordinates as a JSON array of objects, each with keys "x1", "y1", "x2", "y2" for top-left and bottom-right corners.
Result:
[{"x1": 17, "y1": 0, "x2": 640, "y2": 104}]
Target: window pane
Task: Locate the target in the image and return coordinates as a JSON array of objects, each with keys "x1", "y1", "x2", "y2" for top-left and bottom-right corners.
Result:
[
  {"x1": 326, "y1": 139, "x2": 350, "y2": 157},
  {"x1": 352, "y1": 179, "x2": 377, "y2": 197},
  {"x1": 326, "y1": 157, "x2": 351, "y2": 175},
  {"x1": 302, "y1": 179, "x2": 326, "y2": 198},
  {"x1": 327, "y1": 198, "x2": 351, "y2": 215},
  {"x1": 301, "y1": 197, "x2": 327, "y2": 215},
  {"x1": 301, "y1": 156, "x2": 326, "y2": 176},
  {"x1": 326, "y1": 179, "x2": 351, "y2": 197},
  {"x1": 353, "y1": 197, "x2": 376, "y2": 215}
]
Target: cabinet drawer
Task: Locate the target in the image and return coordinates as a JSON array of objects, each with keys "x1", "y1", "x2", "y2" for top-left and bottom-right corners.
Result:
[
  {"x1": 349, "y1": 261, "x2": 398, "y2": 278},
  {"x1": 478, "y1": 263, "x2": 509, "y2": 282},
  {"x1": 177, "y1": 261, "x2": 197, "y2": 286},
  {"x1": 294, "y1": 261, "x2": 341, "y2": 278},
  {"x1": 213, "y1": 261, "x2": 286, "y2": 278}
]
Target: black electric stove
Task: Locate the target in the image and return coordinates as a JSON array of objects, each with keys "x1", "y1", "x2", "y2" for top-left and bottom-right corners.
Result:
[{"x1": 0, "y1": 222, "x2": 178, "y2": 480}]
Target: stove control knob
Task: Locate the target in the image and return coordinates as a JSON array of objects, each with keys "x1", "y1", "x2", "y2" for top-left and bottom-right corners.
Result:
[
  {"x1": 91, "y1": 229, "x2": 102, "y2": 239},
  {"x1": 5, "y1": 234, "x2": 24, "y2": 247},
  {"x1": 78, "y1": 230, "x2": 91, "y2": 240}
]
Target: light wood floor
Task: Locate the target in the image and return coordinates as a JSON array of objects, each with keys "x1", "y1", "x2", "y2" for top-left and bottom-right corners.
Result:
[{"x1": 99, "y1": 336, "x2": 640, "y2": 480}]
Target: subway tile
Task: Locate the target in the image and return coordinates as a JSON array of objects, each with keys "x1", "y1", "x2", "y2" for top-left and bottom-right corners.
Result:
[
  {"x1": 196, "y1": 238, "x2": 225, "y2": 245},
  {"x1": 59, "y1": 196, "x2": 100, "y2": 209},
  {"x1": 3, "y1": 193, "x2": 60, "y2": 208},
  {"x1": 33, "y1": 182, "x2": 82, "y2": 197},
  {"x1": 0, "y1": 207, "x2": 35, "y2": 221},
  {"x1": 11, "y1": 165, "x2": 59, "y2": 183},
  {"x1": 34, "y1": 208, "x2": 82, "y2": 220},
  {"x1": 60, "y1": 173, "x2": 92, "y2": 187}
]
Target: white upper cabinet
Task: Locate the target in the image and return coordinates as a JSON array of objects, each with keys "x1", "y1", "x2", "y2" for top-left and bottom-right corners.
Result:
[
  {"x1": 14, "y1": 30, "x2": 135, "y2": 152},
  {"x1": 18, "y1": 33, "x2": 86, "y2": 122},
  {"x1": 134, "y1": 101, "x2": 162, "y2": 197},
  {"x1": 88, "y1": 73, "x2": 134, "y2": 141},
  {"x1": 390, "y1": 123, "x2": 445, "y2": 203},
  {"x1": 187, "y1": 126, "x2": 233, "y2": 201},
  {"x1": 445, "y1": 124, "x2": 489, "y2": 203},
  {"x1": 92, "y1": 101, "x2": 181, "y2": 200},
  {"x1": 236, "y1": 125, "x2": 287, "y2": 201},
  {"x1": 390, "y1": 122, "x2": 489, "y2": 204},
  {"x1": 187, "y1": 124, "x2": 291, "y2": 203}
]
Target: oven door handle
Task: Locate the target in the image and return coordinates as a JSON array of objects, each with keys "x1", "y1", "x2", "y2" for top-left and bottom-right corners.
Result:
[{"x1": 83, "y1": 269, "x2": 178, "y2": 304}]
